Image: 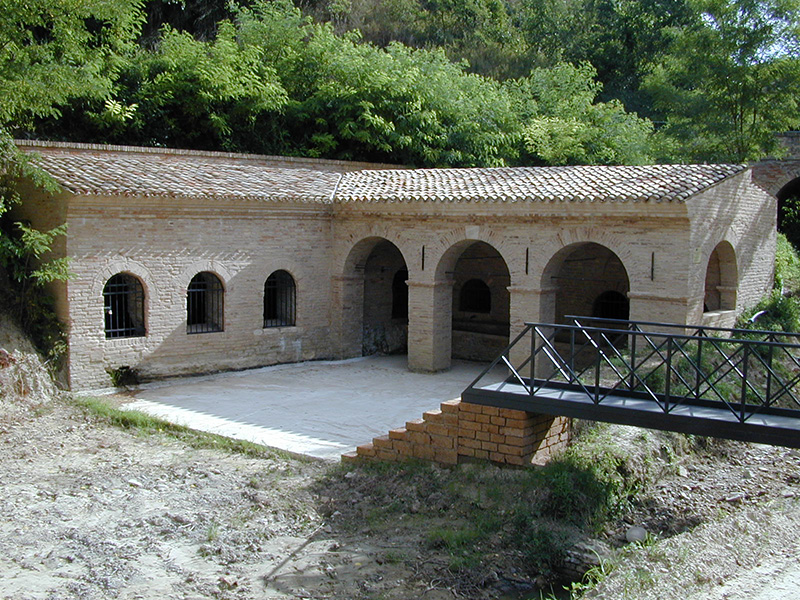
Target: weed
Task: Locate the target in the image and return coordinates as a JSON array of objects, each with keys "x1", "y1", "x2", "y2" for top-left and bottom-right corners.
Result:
[{"x1": 206, "y1": 522, "x2": 220, "y2": 542}]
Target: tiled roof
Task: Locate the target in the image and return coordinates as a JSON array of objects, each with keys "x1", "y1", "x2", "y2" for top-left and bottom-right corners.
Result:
[
  {"x1": 18, "y1": 141, "x2": 746, "y2": 204},
  {"x1": 17, "y1": 140, "x2": 391, "y2": 203},
  {"x1": 335, "y1": 164, "x2": 746, "y2": 203}
]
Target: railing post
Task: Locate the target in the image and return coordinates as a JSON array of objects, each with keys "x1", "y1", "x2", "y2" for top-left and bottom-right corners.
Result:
[
  {"x1": 740, "y1": 343, "x2": 749, "y2": 422},
  {"x1": 570, "y1": 327, "x2": 575, "y2": 384},
  {"x1": 664, "y1": 336, "x2": 672, "y2": 413},
  {"x1": 595, "y1": 338, "x2": 601, "y2": 404},
  {"x1": 629, "y1": 330, "x2": 637, "y2": 392},
  {"x1": 766, "y1": 333, "x2": 774, "y2": 407},
  {"x1": 695, "y1": 336, "x2": 703, "y2": 402},
  {"x1": 530, "y1": 326, "x2": 537, "y2": 394}
]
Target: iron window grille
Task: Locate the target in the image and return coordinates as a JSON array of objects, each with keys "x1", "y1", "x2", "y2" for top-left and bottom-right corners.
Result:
[
  {"x1": 187, "y1": 272, "x2": 224, "y2": 334},
  {"x1": 264, "y1": 270, "x2": 296, "y2": 328},
  {"x1": 103, "y1": 273, "x2": 146, "y2": 339},
  {"x1": 459, "y1": 278, "x2": 491, "y2": 313}
]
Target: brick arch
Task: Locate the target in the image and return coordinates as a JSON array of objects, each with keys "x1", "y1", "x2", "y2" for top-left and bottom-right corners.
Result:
[
  {"x1": 752, "y1": 161, "x2": 800, "y2": 197},
  {"x1": 431, "y1": 238, "x2": 512, "y2": 363},
  {"x1": 540, "y1": 241, "x2": 631, "y2": 324},
  {"x1": 177, "y1": 261, "x2": 232, "y2": 291},
  {"x1": 338, "y1": 236, "x2": 410, "y2": 358},
  {"x1": 92, "y1": 258, "x2": 157, "y2": 300},
  {"x1": 704, "y1": 240, "x2": 738, "y2": 312},
  {"x1": 430, "y1": 229, "x2": 515, "y2": 284}
]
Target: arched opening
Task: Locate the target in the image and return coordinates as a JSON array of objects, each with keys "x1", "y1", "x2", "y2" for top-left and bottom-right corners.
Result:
[
  {"x1": 704, "y1": 242, "x2": 737, "y2": 312},
  {"x1": 264, "y1": 270, "x2": 296, "y2": 327},
  {"x1": 542, "y1": 242, "x2": 630, "y2": 326},
  {"x1": 450, "y1": 241, "x2": 510, "y2": 362},
  {"x1": 103, "y1": 273, "x2": 145, "y2": 339},
  {"x1": 341, "y1": 238, "x2": 409, "y2": 357},
  {"x1": 777, "y1": 176, "x2": 800, "y2": 249},
  {"x1": 187, "y1": 272, "x2": 224, "y2": 334}
]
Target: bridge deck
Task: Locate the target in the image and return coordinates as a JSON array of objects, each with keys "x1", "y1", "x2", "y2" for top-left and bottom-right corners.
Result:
[{"x1": 463, "y1": 380, "x2": 800, "y2": 449}]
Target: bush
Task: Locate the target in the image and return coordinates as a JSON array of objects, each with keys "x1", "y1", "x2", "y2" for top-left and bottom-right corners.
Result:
[{"x1": 774, "y1": 232, "x2": 800, "y2": 295}]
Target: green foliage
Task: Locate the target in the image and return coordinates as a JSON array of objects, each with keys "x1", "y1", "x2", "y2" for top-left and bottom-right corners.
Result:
[
  {"x1": 107, "y1": 21, "x2": 288, "y2": 148},
  {"x1": 774, "y1": 232, "x2": 800, "y2": 294},
  {"x1": 508, "y1": 63, "x2": 654, "y2": 165},
  {"x1": 0, "y1": 0, "x2": 145, "y2": 129},
  {"x1": 644, "y1": 0, "x2": 800, "y2": 162},
  {"x1": 737, "y1": 289, "x2": 800, "y2": 333},
  {"x1": 0, "y1": 133, "x2": 70, "y2": 359}
]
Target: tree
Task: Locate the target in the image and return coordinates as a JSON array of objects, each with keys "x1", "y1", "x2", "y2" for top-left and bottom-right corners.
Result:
[
  {"x1": 644, "y1": 0, "x2": 800, "y2": 162},
  {"x1": 507, "y1": 63, "x2": 654, "y2": 165}
]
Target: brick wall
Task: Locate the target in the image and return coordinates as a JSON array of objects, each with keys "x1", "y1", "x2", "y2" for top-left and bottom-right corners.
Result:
[
  {"x1": 344, "y1": 399, "x2": 571, "y2": 466},
  {"x1": 15, "y1": 165, "x2": 776, "y2": 391}
]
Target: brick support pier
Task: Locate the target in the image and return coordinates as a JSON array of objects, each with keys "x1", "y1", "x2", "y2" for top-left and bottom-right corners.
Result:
[{"x1": 343, "y1": 399, "x2": 570, "y2": 466}]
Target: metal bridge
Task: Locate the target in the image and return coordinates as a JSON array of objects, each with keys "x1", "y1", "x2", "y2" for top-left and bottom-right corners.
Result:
[{"x1": 462, "y1": 317, "x2": 800, "y2": 448}]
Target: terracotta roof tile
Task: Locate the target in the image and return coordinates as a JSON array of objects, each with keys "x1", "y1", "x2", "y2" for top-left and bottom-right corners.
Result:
[
  {"x1": 335, "y1": 164, "x2": 746, "y2": 203},
  {"x1": 17, "y1": 140, "x2": 388, "y2": 203},
  {"x1": 18, "y1": 141, "x2": 746, "y2": 204}
]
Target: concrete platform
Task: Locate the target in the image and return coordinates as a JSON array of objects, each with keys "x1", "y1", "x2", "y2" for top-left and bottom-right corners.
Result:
[{"x1": 123, "y1": 355, "x2": 487, "y2": 460}]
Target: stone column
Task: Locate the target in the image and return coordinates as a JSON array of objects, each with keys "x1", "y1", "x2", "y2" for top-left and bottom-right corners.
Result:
[{"x1": 407, "y1": 278, "x2": 453, "y2": 372}]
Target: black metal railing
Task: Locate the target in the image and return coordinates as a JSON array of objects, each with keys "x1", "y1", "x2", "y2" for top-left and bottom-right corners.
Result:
[{"x1": 465, "y1": 317, "x2": 800, "y2": 424}]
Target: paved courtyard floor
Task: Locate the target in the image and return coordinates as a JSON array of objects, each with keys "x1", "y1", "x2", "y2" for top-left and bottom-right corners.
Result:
[{"x1": 123, "y1": 355, "x2": 488, "y2": 460}]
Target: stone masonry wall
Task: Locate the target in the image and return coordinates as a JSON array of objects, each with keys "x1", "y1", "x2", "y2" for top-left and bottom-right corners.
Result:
[{"x1": 344, "y1": 399, "x2": 571, "y2": 466}]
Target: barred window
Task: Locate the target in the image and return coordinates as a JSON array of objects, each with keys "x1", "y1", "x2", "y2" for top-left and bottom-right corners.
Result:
[
  {"x1": 187, "y1": 272, "x2": 224, "y2": 334},
  {"x1": 459, "y1": 278, "x2": 491, "y2": 313},
  {"x1": 103, "y1": 274, "x2": 145, "y2": 339},
  {"x1": 264, "y1": 270, "x2": 296, "y2": 328}
]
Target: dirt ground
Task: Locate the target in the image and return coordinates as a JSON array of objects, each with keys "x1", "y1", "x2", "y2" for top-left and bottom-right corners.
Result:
[{"x1": 0, "y1": 388, "x2": 798, "y2": 600}]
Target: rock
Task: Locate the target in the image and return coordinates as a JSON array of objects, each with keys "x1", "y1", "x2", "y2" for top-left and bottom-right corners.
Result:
[
  {"x1": 725, "y1": 493, "x2": 745, "y2": 503},
  {"x1": 677, "y1": 465, "x2": 689, "y2": 477},
  {"x1": 127, "y1": 479, "x2": 143, "y2": 488},
  {"x1": 626, "y1": 526, "x2": 648, "y2": 543}
]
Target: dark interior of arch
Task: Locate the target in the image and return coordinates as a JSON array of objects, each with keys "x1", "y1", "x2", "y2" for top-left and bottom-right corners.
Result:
[
  {"x1": 362, "y1": 240, "x2": 408, "y2": 355},
  {"x1": 451, "y1": 242, "x2": 510, "y2": 361}
]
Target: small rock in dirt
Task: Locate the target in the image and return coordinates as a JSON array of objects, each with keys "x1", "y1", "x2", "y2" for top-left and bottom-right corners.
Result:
[
  {"x1": 725, "y1": 493, "x2": 745, "y2": 503},
  {"x1": 127, "y1": 478, "x2": 143, "y2": 488},
  {"x1": 783, "y1": 490, "x2": 796, "y2": 498},
  {"x1": 677, "y1": 465, "x2": 689, "y2": 477},
  {"x1": 626, "y1": 526, "x2": 648, "y2": 543}
]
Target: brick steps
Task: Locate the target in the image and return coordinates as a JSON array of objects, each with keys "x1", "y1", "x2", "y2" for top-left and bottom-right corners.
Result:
[{"x1": 345, "y1": 398, "x2": 570, "y2": 466}]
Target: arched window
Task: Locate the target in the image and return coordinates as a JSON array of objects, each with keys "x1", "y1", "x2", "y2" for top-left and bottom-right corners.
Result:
[
  {"x1": 593, "y1": 290, "x2": 629, "y2": 322},
  {"x1": 264, "y1": 270, "x2": 296, "y2": 328},
  {"x1": 459, "y1": 278, "x2": 491, "y2": 313},
  {"x1": 392, "y1": 269, "x2": 408, "y2": 319},
  {"x1": 187, "y1": 272, "x2": 224, "y2": 334},
  {"x1": 103, "y1": 273, "x2": 145, "y2": 339}
]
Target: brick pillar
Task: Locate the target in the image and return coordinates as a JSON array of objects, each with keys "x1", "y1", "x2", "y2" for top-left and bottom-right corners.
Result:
[
  {"x1": 407, "y1": 279, "x2": 453, "y2": 372},
  {"x1": 508, "y1": 286, "x2": 554, "y2": 378}
]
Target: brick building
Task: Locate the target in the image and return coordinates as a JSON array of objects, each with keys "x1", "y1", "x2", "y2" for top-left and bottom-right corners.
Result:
[{"x1": 14, "y1": 140, "x2": 777, "y2": 391}]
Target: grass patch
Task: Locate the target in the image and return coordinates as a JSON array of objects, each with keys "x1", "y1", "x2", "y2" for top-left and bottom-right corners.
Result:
[{"x1": 70, "y1": 395, "x2": 287, "y2": 459}]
